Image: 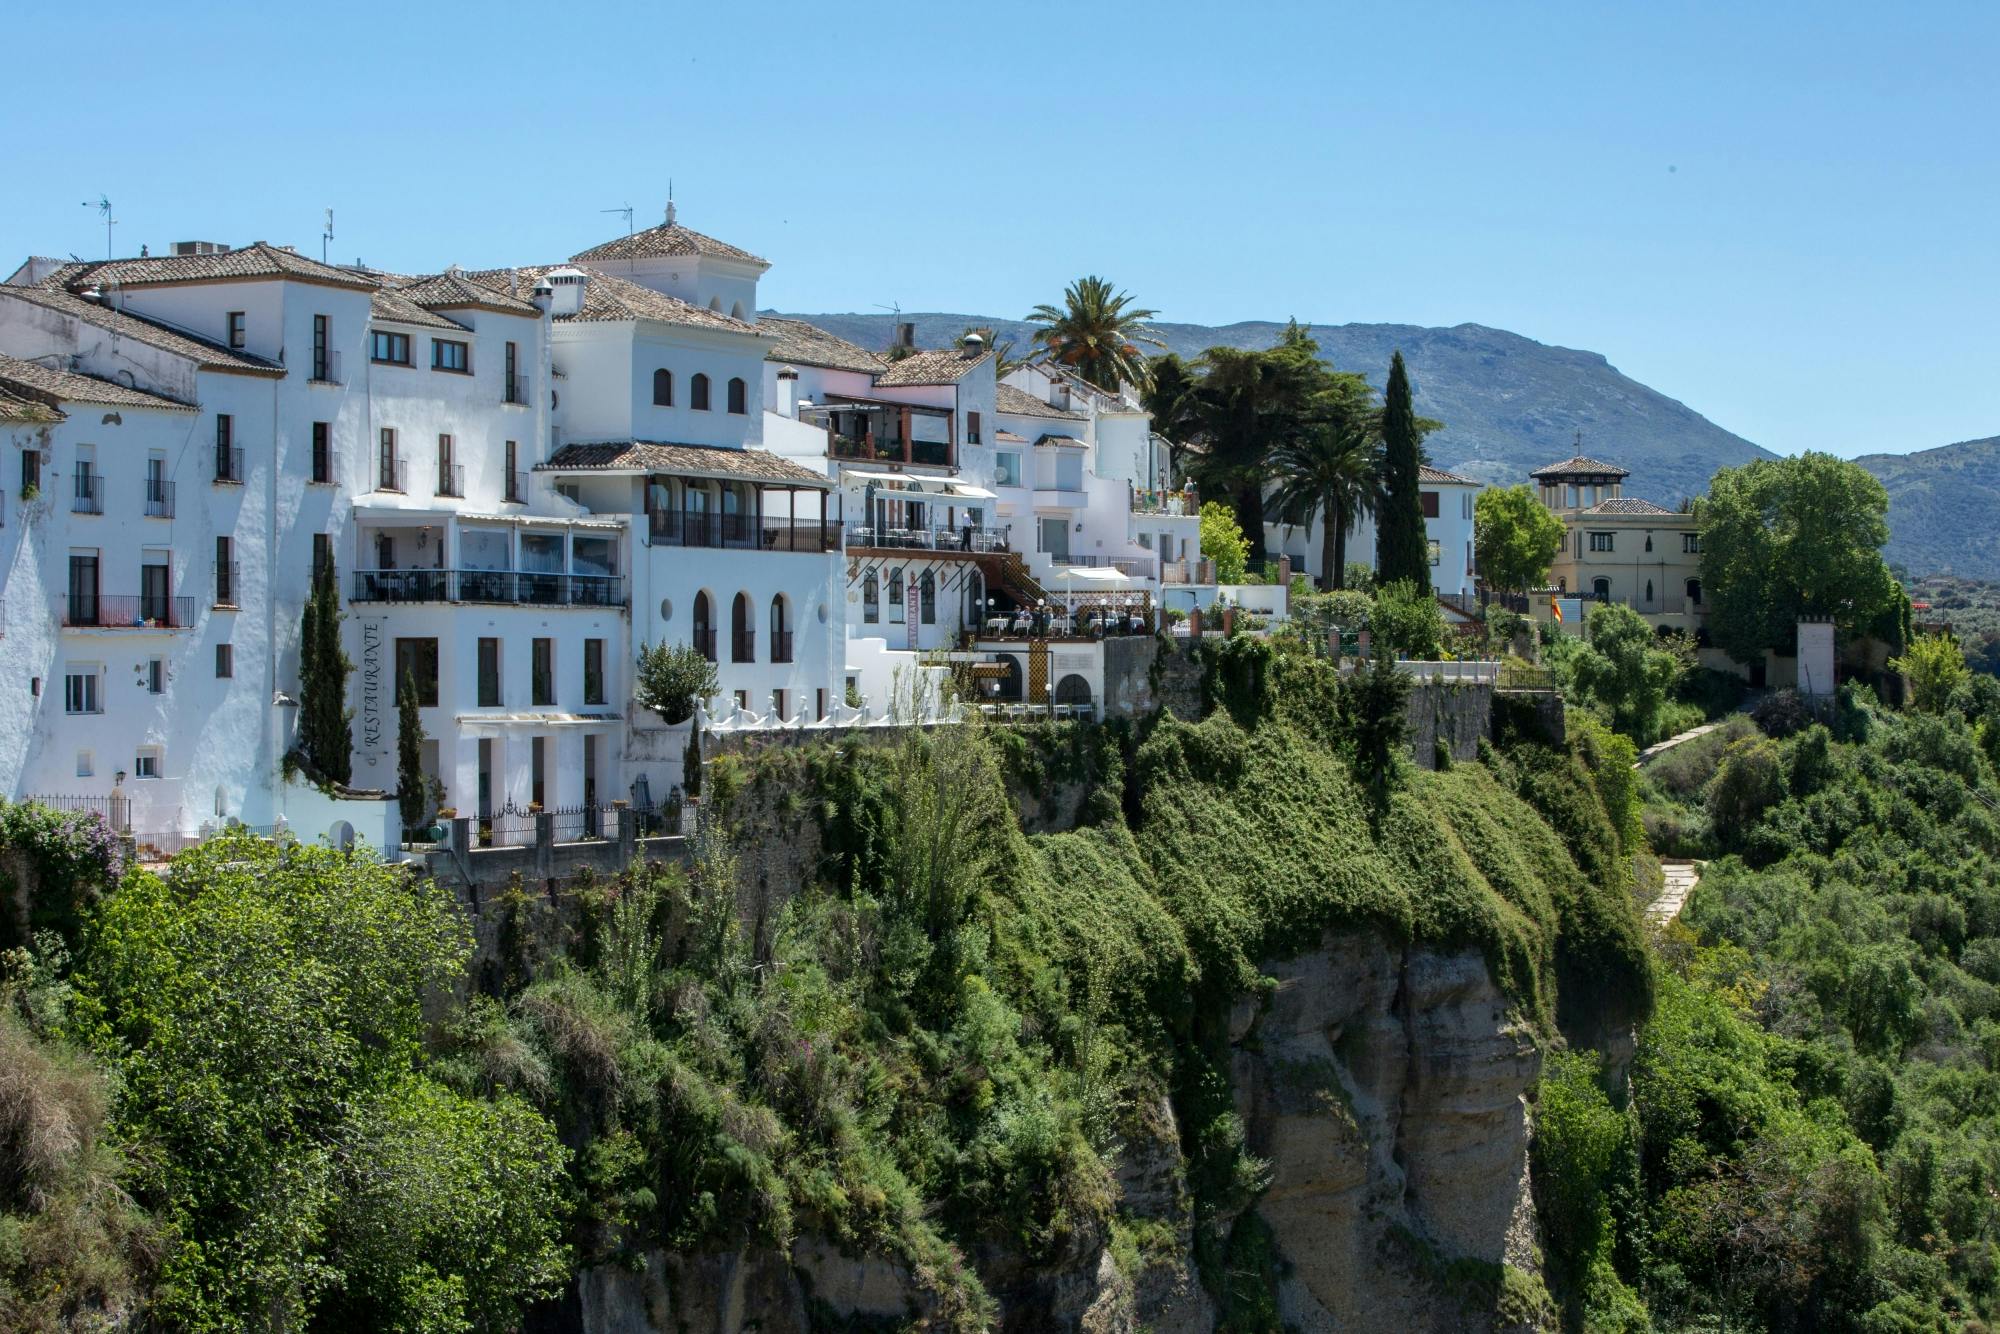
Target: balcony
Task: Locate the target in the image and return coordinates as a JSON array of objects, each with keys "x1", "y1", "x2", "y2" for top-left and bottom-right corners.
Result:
[
  {"x1": 310, "y1": 350, "x2": 342, "y2": 385},
  {"x1": 647, "y1": 510, "x2": 842, "y2": 553},
  {"x1": 215, "y1": 446, "x2": 246, "y2": 484},
  {"x1": 214, "y1": 561, "x2": 240, "y2": 607},
  {"x1": 846, "y1": 524, "x2": 1007, "y2": 554},
  {"x1": 72, "y1": 475, "x2": 104, "y2": 514},
  {"x1": 56, "y1": 593, "x2": 195, "y2": 630},
  {"x1": 377, "y1": 456, "x2": 407, "y2": 493},
  {"x1": 504, "y1": 372, "x2": 532, "y2": 406},
  {"x1": 436, "y1": 463, "x2": 464, "y2": 498},
  {"x1": 143, "y1": 478, "x2": 175, "y2": 518},
  {"x1": 504, "y1": 470, "x2": 528, "y2": 504},
  {"x1": 349, "y1": 568, "x2": 627, "y2": 608},
  {"x1": 1132, "y1": 486, "x2": 1198, "y2": 517}
]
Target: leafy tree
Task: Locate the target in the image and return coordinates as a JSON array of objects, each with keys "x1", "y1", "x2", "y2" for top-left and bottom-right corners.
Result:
[
  {"x1": 1698, "y1": 452, "x2": 1900, "y2": 663},
  {"x1": 72, "y1": 833, "x2": 566, "y2": 1331},
  {"x1": 1262, "y1": 373, "x2": 1382, "y2": 590},
  {"x1": 1569, "y1": 602, "x2": 1688, "y2": 743},
  {"x1": 1475, "y1": 484, "x2": 1567, "y2": 593},
  {"x1": 1337, "y1": 642, "x2": 1412, "y2": 818},
  {"x1": 1199, "y1": 500, "x2": 1250, "y2": 585},
  {"x1": 1374, "y1": 351, "x2": 1431, "y2": 589},
  {"x1": 1890, "y1": 632, "x2": 1968, "y2": 714},
  {"x1": 396, "y1": 667, "x2": 429, "y2": 831},
  {"x1": 1141, "y1": 351, "x2": 1203, "y2": 478},
  {"x1": 1371, "y1": 578, "x2": 1446, "y2": 660},
  {"x1": 1184, "y1": 326, "x2": 1332, "y2": 561},
  {"x1": 1023, "y1": 275, "x2": 1164, "y2": 392},
  {"x1": 297, "y1": 556, "x2": 352, "y2": 785},
  {"x1": 635, "y1": 640, "x2": 719, "y2": 724}
]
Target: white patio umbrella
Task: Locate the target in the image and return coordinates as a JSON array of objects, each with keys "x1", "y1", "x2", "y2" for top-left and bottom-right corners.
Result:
[{"x1": 1055, "y1": 566, "x2": 1135, "y2": 617}]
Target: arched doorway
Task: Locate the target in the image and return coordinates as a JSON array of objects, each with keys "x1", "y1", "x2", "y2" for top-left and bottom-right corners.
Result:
[
  {"x1": 1592, "y1": 577, "x2": 1611, "y2": 602},
  {"x1": 1054, "y1": 673, "x2": 1093, "y2": 709}
]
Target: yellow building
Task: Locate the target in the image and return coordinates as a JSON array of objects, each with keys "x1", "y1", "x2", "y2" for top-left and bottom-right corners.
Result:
[{"x1": 1532, "y1": 455, "x2": 1706, "y2": 637}]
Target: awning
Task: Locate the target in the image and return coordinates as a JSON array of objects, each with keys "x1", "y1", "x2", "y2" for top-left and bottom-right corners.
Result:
[
  {"x1": 948, "y1": 482, "x2": 998, "y2": 499},
  {"x1": 1058, "y1": 567, "x2": 1135, "y2": 585}
]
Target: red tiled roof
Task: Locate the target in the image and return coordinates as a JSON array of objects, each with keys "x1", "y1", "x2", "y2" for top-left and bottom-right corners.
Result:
[{"x1": 541, "y1": 440, "x2": 830, "y2": 486}]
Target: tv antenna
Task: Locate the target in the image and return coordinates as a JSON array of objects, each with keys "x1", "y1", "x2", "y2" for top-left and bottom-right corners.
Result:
[
  {"x1": 81, "y1": 195, "x2": 115, "y2": 259},
  {"x1": 602, "y1": 203, "x2": 635, "y2": 238},
  {"x1": 322, "y1": 209, "x2": 335, "y2": 265}
]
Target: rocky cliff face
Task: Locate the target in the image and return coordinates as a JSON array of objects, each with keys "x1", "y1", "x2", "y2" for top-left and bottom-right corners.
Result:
[{"x1": 577, "y1": 933, "x2": 1550, "y2": 1332}]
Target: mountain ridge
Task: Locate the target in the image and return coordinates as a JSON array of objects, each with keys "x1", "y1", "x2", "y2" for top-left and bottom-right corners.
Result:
[
  {"x1": 1853, "y1": 434, "x2": 2000, "y2": 579},
  {"x1": 776, "y1": 310, "x2": 1777, "y2": 506}
]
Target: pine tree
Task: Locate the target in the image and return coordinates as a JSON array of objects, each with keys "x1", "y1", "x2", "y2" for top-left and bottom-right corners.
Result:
[
  {"x1": 397, "y1": 667, "x2": 427, "y2": 830},
  {"x1": 1375, "y1": 351, "x2": 1431, "y2": 590},
  {"x1": 297, "y1": 556, "x2": 353, "y2": 785}
]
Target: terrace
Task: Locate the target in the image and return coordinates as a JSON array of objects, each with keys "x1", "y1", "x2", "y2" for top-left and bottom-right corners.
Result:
[{"x1": 802, "y1": 398, "x2": 955, "y2": 470}]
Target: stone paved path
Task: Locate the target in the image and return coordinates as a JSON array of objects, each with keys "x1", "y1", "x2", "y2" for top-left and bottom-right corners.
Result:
[
  {"x1": 1650, "y1": 860, "x2": 1702, "y2": 924},
  {"x1": 1633, "y1": 720, "x2": 1725, "y2": 768}
]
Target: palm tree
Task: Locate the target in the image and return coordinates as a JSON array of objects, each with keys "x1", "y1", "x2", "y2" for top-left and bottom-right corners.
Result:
[
  {"x1": 1264, "y1": 410, "x2": 1383, "y2": 591},
  {"x1": 1024, "y1": 276, "x2": 1165, "y2": 392}
]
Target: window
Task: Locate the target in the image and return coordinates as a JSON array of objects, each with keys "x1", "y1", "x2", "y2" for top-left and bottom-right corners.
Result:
[
  {"x1": 863, "y1": 572, "x2": 879, "y2": 624},
  {"x1": 887, "y1": 569, "x2": 905, "y2": 624},
  {"x1": 436, "y1": 434, "x2": 458, "y2": 496},
  {"x1": 478, "y1": 637, "x2": 501, "y2": 706},
  {"x1": 146, "y1": 658, "x2": 164, "y2": 694},
  {"x1": 1592, "y1": 577, "x2": 1612, "y2": 601},
  {"x1": 1686, "y1": 578, "x2": 1703, "y2": 605},
  {"x1": 226, "y1": 311, "x2": 245, "y2": 349},
  {"x1": 64, "y1": 668, "x2": 100, "y2": 715},
  {"x1": 769, "y1": 597, "x2": 791, "y2": 663},
  {"x1": 1565, "y1": 484, "x2": 1580, "y2": 507},
  {"x1": 216, "y1": 643, "x2": 233, "y2": 678},
  {"x1": 141, "y1": 553, "x2": 170, "y2": 622},
  {"x1": 1645, "y1": 579, "x2": 1655, "y2": 604},
  {"x1": 996, "y1": 452, "x2": 1021, "y2": 487},
  {"x1": 816, "y1": 688, "x2": 827, "y2": 722},
  {"x1": 691, "y1": 373, "x2": 711, "y2": 411},
  {"x1": 731, "y1": 592, "x2": 754, "y2": 662},
  {"x1": 144, "y1": 452, "x2": 169, "y2": 516},
  {"x1": 134, "y1": 748, "x2": 160, "y2": 780},
  {"x1": 432, "y1": 339, "x2": 469, "y2": 373},
  {"x1": 394, "y1": 638, "x2": 440, "y2": 706},
  {"x1": 1682, "y1": 532, "x2": 1700, "y2": 554},
  {"x1": 21, "y1": 446, "x2": 40, "y2": 496},
  {"x1": 531, "y1": 638, "x2": 554, "y2": 706},
  {"x1": 1421, "y1": 491, "x2": 1440, "y2": 519},
  {"x1": 313, "y1": 533, "x2": 332, "y2": 578},
  {"x1": 215, "y1": 535, "x2": 235, "y2": 605},
  {"x1": 76, "y1": 751, "x2": 92, "y2": 778},
  {"x1": 1427, "y1": 538, "x2": 1441, "y2": 568},
  {"x1": 504, "y1": 341, "x2": 521, "y2": 402},
  {"x1": 214, "y1": 415, "x2": 239, "y2": 482},
  {"x1": 919, "y1": 570, "x2": 935, "y2": 623},
  {"x1": 311, "y1": 421, "x2": 333, "y2": 483},
  {"x1": 726, "y1": 377, "x2": 746, "y2": 414},
  {"x1": 1644, "y1": 534, "x2": 1653, "y2": 553},
  {"x1": 771, "y1": 688, "x2": 786, "y2": 720},
  {"x1": 584, "y1": 638, "x2": 605, "y2": 705},
  {"x1": 504, "y1": 441, "x2": 521, "y2": 502},
  {"x1": 379, "y1": 428, "x2": 401, "y2": 491},
  {"x1": 693, "y1": 591, "x2": 715, "y2": 661},
  {"x1": 967, "y1": 410, "x2": 981, "y2": 445},
  {"x1": 312, "y1": 314, "x2": 330, "y2": 380},
  {"x1": 371, "y1": 330, "x2": 411, "y2": 365},
  {"x1": 530, "y1": 736, "x2": 546, "y2": 808},
  {"x1": 67, "y1": 551, "x2": 98, "y2": 624},
  {"x1": 652, "y1": 369, "x2": 673, "y2": 406},
  {"x1": 1588, "y1": 531, "x2": 1615, "y2": 553}
]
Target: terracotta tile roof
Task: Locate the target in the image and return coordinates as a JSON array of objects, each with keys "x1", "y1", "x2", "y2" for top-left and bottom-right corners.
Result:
[
  {"x1": 993, "y1": 429, "x2": 1029, "y2": 444},
  {"x1": 874, "y1": 346, "x2": 994, "y2": 387},
  {"x1": 471, "y1": 265, "x2": 765, "y2": 335},
  {"x1": 397, "y1": 270, "x2": 542, "y2": 317},
  {"x1": 571, "y1": 219, "x2": 768, "y2": 267},
  {"x1": 760, "y1": 317, "x2": 887, "y2": 374},
  {"x1": 1035, "y1": 433, "x2": 1088, "y2": 449},
  {"x1": 63, "y1": 241, "x2": 376, "y2": 291},
  {"x1": 541, "y1": 440, "x2": 831, "y2": 487},
  {"x1": 0, "y1": 383, "x2": 62, "y2": 423},
  {"x1": 1530, "y1": 454, "x2": 1630, "y2": 481},
  {"x1": 0, "y1": 352, "x2": 196, "y2": 411},
  {"x1": 370, "y1": 287, "x2": 467, "y2": 330},
  {"x1": 1419, "y1": 464, "x2": 1481, "y2": 485},
  {"x1": 0, "y1": 284, "x2": 284, "y2": 377},
  {"x1": 1579, "y1": 496, "x2": 1679, "y2": 517},
  {"x1": 995, "y1": 382, "x2": 1084, "y2": 420}
]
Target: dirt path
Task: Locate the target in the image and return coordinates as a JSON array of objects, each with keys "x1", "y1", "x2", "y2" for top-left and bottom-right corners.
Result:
[
  {"x1": 1633, "y1": 721, "x2": 1725, "y2": 768},
  {"x1": 1650, "y1": 860, "x2": 1702, "y2": 924}
]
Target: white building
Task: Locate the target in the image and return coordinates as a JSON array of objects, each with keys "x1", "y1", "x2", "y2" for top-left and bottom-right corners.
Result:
[{"x1": 1265, "y1": 464, "x2": 1482, "y2": 602}]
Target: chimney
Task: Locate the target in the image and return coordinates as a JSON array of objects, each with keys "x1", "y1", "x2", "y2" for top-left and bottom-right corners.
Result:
[
  {"x1": 776, "y1": 366, "x2": 800, "y2": 419},
  {"x1": 543, "y1": 266, "x2": 588, "y2": 317},
  {"x1": 897, "y1": 321, "x2": 916, "y2": 351},
  {"x1": 961, "y1": 332, "x2": 985, "y2": 358}
]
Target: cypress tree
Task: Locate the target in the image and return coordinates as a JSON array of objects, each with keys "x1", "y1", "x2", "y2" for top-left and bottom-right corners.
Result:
[
  {"x1": 1375, "y1": 351, "x2": 1431, "y2": 589},
  {"x1": 397, "y1": 667, "x2": 426, "y2": 830},
  {"x1": 297, "y1": 557, "x2": 353, "y2": 785}
]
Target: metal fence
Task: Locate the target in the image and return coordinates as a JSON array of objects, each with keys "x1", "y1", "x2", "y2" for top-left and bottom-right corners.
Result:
[{"x1": 22, "y1": 793, "x2": 131, "y2": 831}]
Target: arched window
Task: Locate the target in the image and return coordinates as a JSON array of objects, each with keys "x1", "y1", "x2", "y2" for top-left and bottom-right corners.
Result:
[
  {"x1": 1686, "y1": 578, "x2": 1702, "y2": 605},
  {"x1": 727, "y1": 377, "x2": 747, "y2": 415},
  {"x1": 1054, "y1": 674, "x2": 1093, "y2": 708},
  {"x1": 692, "y1": 591, "x2": 715, "y2": 662},
  {"x1": 919, "y1": 570, "x2": 936, "y2": 624},
  {"x1": 770, "y1": 595, "x2": 791, "y2": 662},
  {"x1": 887, "y1": 569, "x2": 905, "y2": 624},
  {"x1": 1592, "y1": 577, "x2": 1611, "y2": 602},
  {"x1": 1644, "y1": 534, "x2": 1653, "y2": 553},
  {"x1": 652, "y1": 369, "x2": 673, "y2": 406},
  {"x1": 732, "y1": 592, "x2": 754, "y2": 662},
  {"x1": 1645, "y1": 579, "x2": 1655, "y2": 604},
  {"x1": 691, "y1": 374, "x2": 711, "y2": 411},
  {"x1": 863, "y1": 572, "x2": 879, "y2": 624}
]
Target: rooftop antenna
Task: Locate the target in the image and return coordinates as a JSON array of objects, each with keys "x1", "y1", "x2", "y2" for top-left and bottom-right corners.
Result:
[
  {"x1": 81, "y1": 195, "x2": 115, "y2": 259},
  {"x1": 601, "y1": 202, "x2": 634, "y2": 238},
  {"x1": 665, "y1": 179, "x2": 675, "y2": 226},
  {"x1": 321, "y1": 208, "x2": 335, "y2": 265}
]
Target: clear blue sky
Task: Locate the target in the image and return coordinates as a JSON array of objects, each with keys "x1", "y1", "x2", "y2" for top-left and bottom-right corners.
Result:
[{"x1": 6, "y1": 1, "x2": 1995, "y2": 459}]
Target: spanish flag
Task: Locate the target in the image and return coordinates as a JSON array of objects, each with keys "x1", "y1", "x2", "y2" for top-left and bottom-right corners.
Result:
[{"x1": 1552, "y1": 599, "x2": 1564, "y2": 624}]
